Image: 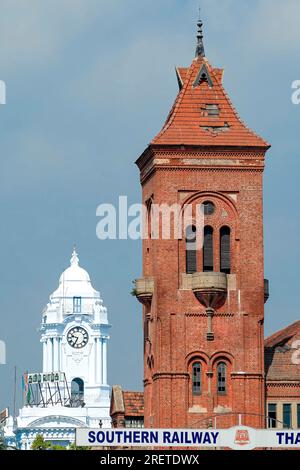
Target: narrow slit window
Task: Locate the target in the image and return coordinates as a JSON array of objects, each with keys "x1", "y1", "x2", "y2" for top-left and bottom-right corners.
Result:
[
  {"x1": 220, "y1": 226, "x2": 231, "y2": 274},
  {"x1": 186, "y1": 225, "x2": 197, "y2": 274},
  {"x1": 203, "y1": 226, "x2": 214, "y2": 272},
  {"x1": 192, "y1": 362, "x2": 201, "y2": 396},
  {"x1": 217, "y1": 362, "x2": 227, "y2": 395}
]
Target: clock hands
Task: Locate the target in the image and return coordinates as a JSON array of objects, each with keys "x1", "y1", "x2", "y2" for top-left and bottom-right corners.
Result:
[
  {"x1": 71, "y1": 332, "x2": 83, "y2": 345},
  {"x1": 73, "y1": 334, "x2": 79, "y2": 345},
  {"x1": 68, "y1": 327, "x2": 88, "y2": 348}
]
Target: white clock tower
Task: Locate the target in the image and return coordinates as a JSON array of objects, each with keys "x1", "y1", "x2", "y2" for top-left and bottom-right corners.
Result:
[
  {"x1": 40, "y1": 248, "x2": 110, "y2": 409},
  {"x1": 5, "y1": 249, "x2": 111, "y2": 449}
]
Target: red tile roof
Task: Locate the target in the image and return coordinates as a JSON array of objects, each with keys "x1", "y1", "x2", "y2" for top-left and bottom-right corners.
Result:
[
  {"x1": 153, "y1": 57, "x2": 270, "y2": 148},
  {"x1": 176, "y1": 67, "x2": 188, "y2": 86},
  {"x1": 265, "y1": 321, "x2": 300, "y2": 348},
  {"x1": 265, "y1": 322, "x2": 300, "y2": 382},
  {"x1": 123, "y1": 391, "x2": 144, "y2": 417}
]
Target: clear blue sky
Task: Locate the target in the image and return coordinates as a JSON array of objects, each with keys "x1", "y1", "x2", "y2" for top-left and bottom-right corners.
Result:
[{"x1": 0, "y1": 0, "x2": 300, "y2": 412}]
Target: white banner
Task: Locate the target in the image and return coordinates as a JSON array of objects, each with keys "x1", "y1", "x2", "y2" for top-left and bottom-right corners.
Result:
[
  {"x1": 27, "y1": 372, "x2": 65, "y2": 384},
  {"x1": 76, "y1": 426, "x2": 300, "y2": 450}
]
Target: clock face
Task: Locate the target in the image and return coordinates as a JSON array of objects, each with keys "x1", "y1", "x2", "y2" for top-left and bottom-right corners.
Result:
[{"x1": 67, "y1": 327, "x2": 89, "y2": 349}]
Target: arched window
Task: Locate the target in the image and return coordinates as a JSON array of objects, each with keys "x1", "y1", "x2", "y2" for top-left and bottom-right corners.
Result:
[
  {"x1": 192, "y1": 362, "x2": 202, "y2": 396},
  {"x1": 217, "y1": 362, "x2": 227, "y2": 395},
  {"x1": 220, "y1": 227, "x2": 231, "y2": 274},
  {"x1": 71, "y1": 378, "x2": 84, "y2": 407},
  {"x1": 186, "y1": 225, "x2": 197, "y2": 274},
  {"x1": 203, "y1": 226, "x2": 214, "y2": 272}
]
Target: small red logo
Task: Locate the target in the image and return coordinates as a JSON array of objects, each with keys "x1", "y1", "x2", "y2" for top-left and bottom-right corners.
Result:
[{"x1": 234, "y1": 429, "x2": 250, "y2": 446}]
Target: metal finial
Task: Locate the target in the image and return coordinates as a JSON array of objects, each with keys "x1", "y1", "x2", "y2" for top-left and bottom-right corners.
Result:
[{"x1": 195, "y1": 8, "x2": 205, "y2": 58}]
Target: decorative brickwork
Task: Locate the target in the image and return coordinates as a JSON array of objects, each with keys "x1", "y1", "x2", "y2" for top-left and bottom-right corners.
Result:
[{"x1": 135, "y1": 43, "x2": 270, "y2": 429}]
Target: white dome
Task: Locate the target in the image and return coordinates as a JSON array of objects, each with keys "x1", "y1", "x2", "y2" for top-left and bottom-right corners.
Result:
[
  {"x1": 49, "y1": 249, "x2": 98, "y2": 299},
  {"x1": 59, "y1": 250, "x2": 91, "y2": 284},
  {"x1": 42, "y1": 248, "x2": 108, "y2": 324}
]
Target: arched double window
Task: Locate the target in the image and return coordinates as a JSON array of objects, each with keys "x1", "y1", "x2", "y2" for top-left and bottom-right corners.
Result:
[
  {"x1": 186, "y1": 225, "x2": 197, "y2": 274},
  {"x1": 203, "y1": 226, "x2": 214, "y2": 272},
  {"x1": 217, "y1": 362, "x2": 227, "y2": 395},
  {"x1": 192, "y1": 362, "x2": 202, "y2": 396},
  {"x1": 220, "y1": 227, "x2": 231, "y2": 274}
]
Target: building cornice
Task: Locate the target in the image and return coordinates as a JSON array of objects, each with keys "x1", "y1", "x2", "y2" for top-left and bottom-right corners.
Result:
[{"x1": 266, "y1": 381, "x2": 300, "y2": 388}]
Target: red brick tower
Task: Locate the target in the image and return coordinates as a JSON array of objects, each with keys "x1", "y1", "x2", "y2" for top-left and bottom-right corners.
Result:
[{"x1": 135, "y1": 18, "x2": 270, "y2": 429}]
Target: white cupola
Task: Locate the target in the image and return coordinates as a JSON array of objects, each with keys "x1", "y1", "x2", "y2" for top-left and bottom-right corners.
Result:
[
  {"x1": 42, "y1": 248, "x2": 108, "y2": 324},
  {"x1": 40, "y1": 248, "x2": 111, "y2": 415}
]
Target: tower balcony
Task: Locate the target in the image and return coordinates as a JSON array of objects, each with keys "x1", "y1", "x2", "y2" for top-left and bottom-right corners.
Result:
[
  {"x1": 189, "y1": 272, "x2": 228, "y2": 342},
  {"x1": 264, "y1": 279, "x2": 270, "y2": 303},
  {"x1": 133, "y1": 278, "x2": 154, "y2": 306},
  {"x1": 191, "y1": 272, "x2": 228, "y2": 310}
]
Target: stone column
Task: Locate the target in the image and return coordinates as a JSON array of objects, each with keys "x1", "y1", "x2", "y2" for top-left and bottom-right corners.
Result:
[
  {"x1": 42, "y1": 339, "x2": 47, "y2": 373},
  {"x1": 94, "y1": 338, "x2": 101, "y2": 385},
  {"x1": 53, "y1": 337, "x2": 59, "y2": 372},
  {"x1": 45, "y1": 338, "x2": 50, "y2": 373},
  {"x1": 47, "y1": 338, "x2": 53, "y2": 372},
  {"x1": 57, "y1": 337, "x2": 61, "y2": 371},
  {"x1": 98, "y1": 338, "x2": 102, "y2": 384},
  {"x1": 102, "y1": 338, "x2": 107, "y2": 385}
]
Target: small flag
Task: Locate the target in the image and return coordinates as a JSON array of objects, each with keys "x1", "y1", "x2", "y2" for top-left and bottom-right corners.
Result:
[{"x1": 22, "y1": 373, "x2": 31, "y2": 404}]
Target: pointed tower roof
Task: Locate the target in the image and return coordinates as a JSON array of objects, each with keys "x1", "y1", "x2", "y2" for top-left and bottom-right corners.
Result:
[{"x1": 151, "y1": 18, "x2": 269, "y2": 149}]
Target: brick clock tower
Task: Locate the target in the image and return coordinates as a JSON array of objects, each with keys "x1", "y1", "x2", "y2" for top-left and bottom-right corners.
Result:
[{"x1": 135, "y1": 18, "x2": 270, "y2": 429}]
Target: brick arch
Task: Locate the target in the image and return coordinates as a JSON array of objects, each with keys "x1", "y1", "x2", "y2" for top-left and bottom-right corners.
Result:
[
  {"x1": 180, "y1": 192, "x2": 238, "y2": 242},
  {"x1": 180, "y1": 191, "x2": 239, "y2": 220},
  {"x1": 210, "y1": 350, "x2": 234, "y2": 368},
  {"x1": 186, "y1": 350, "x2": 210, "y2": 366}
]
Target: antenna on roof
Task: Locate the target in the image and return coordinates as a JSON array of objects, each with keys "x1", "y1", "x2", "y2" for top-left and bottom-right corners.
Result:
[{"x1": 195, "y1": 6, "x2": 205, "y2": 58}]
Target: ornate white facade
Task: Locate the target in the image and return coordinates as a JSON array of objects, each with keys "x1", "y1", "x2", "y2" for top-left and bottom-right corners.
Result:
[{"x1": 5, "y1": 249, "x2": 111, "y2": 449}]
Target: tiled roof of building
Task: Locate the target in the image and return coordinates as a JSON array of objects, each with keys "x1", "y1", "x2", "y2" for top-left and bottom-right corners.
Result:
[
  {"x1": 265, "y1": 321, "x2": 300, "y2": 348},
  {"x1": 265, "y1": 321, "x2": 300, "y2": 382},
  {"x1": 123, "y1": 391, "x2": 144, "y2": 417},
  {"x1": 153, "y1": 56, "x2": 270, "y2": 148},
  {"x1": 110, "y1": 386, "x2": 144, "y2": 418}
]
